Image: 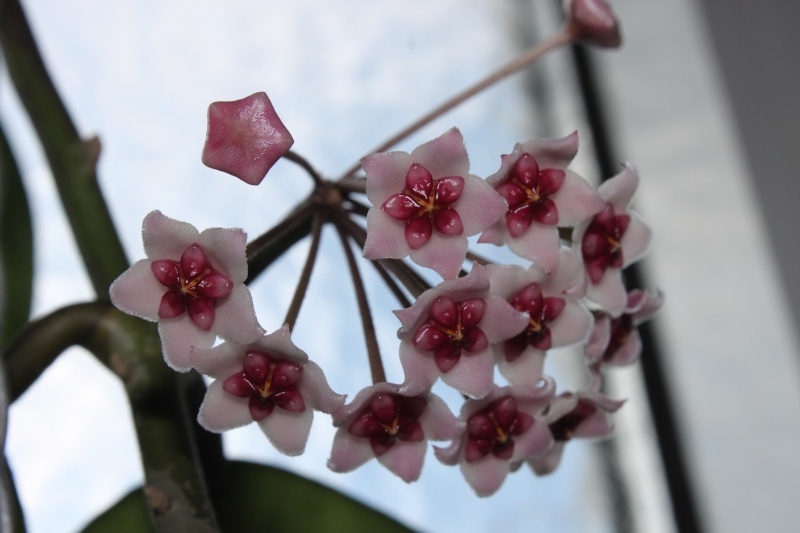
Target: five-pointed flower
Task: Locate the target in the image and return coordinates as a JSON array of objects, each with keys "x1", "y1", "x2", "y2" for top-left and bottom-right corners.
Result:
[
  {"x1": 201, "y1": 91, "x2": 294, "y2": 185},
  {"x1": 486, "y1": 249, "x2": 594, "y2": 386},
  {"x1": 434, "y1": 380, "x2": 555, "y2": 497},
  {"x1": 479, "y1": 132, "x2": 605, "y2": 273},
  {"x1": 395, "y1": 263, "x2": 529, "y2": 399},
  {"x1": 573, "y1": 163, "x2": 652, "y2": 316},
  {"x1": 585, "y1": 289, "x2": 664, "y2": 370},
  {"x1": 362, "y1": 127, "x2": 507, "y2": 279},
  {"x1": 528, "y1": 389, "x2": 624, "y2": 476},
  {"x1": 328, "y1": 381, "x2": 458, "y2": 482},
  {"x1": 564, "y1": 0, "x2": 622, "y2": 48},
  {"x1": 191, "y1": 325, "x2": 345, "y2": 456},
  {"x1": 109, "y1": 210, "x2": 263, "y2": 371}
]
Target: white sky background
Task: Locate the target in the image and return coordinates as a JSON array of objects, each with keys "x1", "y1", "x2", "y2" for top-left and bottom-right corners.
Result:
[{"x1": 3, "y1": 1, "x2": 800, "y2": 533}]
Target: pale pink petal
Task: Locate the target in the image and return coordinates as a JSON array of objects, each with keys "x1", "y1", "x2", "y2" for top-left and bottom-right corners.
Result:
[
  {"x1": 620, "y1": 214, "x2": 652, "y2": 267},
  {"x1": 300, "y1": 360, "x2": 346, "y2": 414},
  {"x1": 142, "y1": 210, "x2": 200, "y2": 260},
  {"x1": 377, "y1": 441, "x2": 427, "y2": 483},
  {"x1": 109, "y1": 259, "x2": 164, "y2": 321},
  {"x1": 399, "y1": 343, "x2": 440, "y2": 392},
  {"x1": 328, "y1": 429, "x2": 375, "y2": 473},
  {"x1": 158, "y1": 318, "x2": 216, "y2": 372},
  {"x1": 479, "y1": 295, "x2": 529, "y2": 343},
  {"x1": 410, "y1": 127, "x2": 470, "y2": 178},
  {"x1": 551, "y1": 170, "x2": 605, "y2": 226},
  {"x1": 409, "y1": 232, "x2": 468, "y2": 279},
  {"x1": 586, "y1": 268, "x2": 627, "y2": 317},
  {"x1": 548, "y1": 300, "x2": 594, "y2": 347},
  {"x1": 485, "y1": 264, "x2": 530, "y2": 300},
  {"x1": 362, "y1": 151, "x2": 415, "y2": 206},
  {"x1": 460, "y1": 457, "x2": 511, "y2": 497},
  {"x1": 507, "y1": 223, "x2": 560, "y2": 273},
  {"x1": 548, "y1": 248, "x2": 584, "y2": 295},
  {"x1": 529, "y1": 443, "x2": 566, "y2": 476},
  {"x1": 198, "y1": 227, "x2": 249, "y2": 282},
  {"x1": 477, "y1": 220, "x2": 504, "y2": 246},
  {"x1": 598, "y1": 163, "x2": 639, "y2": 210},
  {"x1": 439, "y1": 350, "x2": 495, "y2": 399},
  {"x1": 585, "y1": 314, "x2": 611, "y2": 364},
  {"x1": 212, "y1": 284, "x2": 264, "y2": 343},
  {"x1": 258, "y1": 409, "x2": 313, "y2": 456},
  {"x1": 197, "y1": 380, "x2": 253, "y2": 432},
  {"x1": 191, "y1": 341, "x2": 249, "y2": 378},
  {"x1": 497, "y1": 349, "x2": 546, "y2": 387},
  {"x1": 455, "y1": 175, "x2": 507, "y2": 235},
  {"x1": 513, "y1": 418, "x2": 554, "y2": 459},
  {"x1": 363, "y1": 208, "x2": 408, "y2": 260}
]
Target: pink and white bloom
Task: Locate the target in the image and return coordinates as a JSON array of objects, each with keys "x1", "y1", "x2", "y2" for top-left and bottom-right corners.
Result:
[
  {"x1": 192, "y1": 326, "x2": 344, "y2": 456},
  {"x1": 574, "y1": 163, "x2": 652, "y2": 316},
  {"x1": 110, "y1": 210, "x2": 263, "y2": 371},
  {"x1": 529, "y1": 389, "x2": 624, "y2": 476},
  {"x1": 434, "y1": 380, "x2": 555, "y2": 497},
  {"x1": 201, "y1": 91, "x2": 294, "y2": 185},
  {"x1": 362, "y1": 128, "x2": 507, "y2": 279},
  {"x1": 328, "y1": 382, "x2": 458, "y2": 482},
  {"x1": 479, "y1": 132, "x2": 605, "y2": 273},
  {"x1": 564, "y1": 0, "x2": 622, "y2": 48},
  {"x1": 586, "y1": 289, "x2": 664, "y2": 369},
  {"x1": 396, "y1": 264, "x2": 529, "y2": 399},
  {"x1": 486, "y1": 249, "x2": 594, "y2": 386}
]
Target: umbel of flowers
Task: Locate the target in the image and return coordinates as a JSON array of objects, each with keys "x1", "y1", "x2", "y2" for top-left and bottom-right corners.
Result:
[{"x1": 109, "y1": 0, "x2": 661, "y2": 498}]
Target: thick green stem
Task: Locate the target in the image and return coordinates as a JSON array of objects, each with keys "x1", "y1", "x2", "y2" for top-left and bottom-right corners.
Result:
[
  {"x1": 0, "y1": 0, "x2": 129, "y2": 296},
  {"x1": 4, "y1": 303, "x2": 220, "y2": 532}
]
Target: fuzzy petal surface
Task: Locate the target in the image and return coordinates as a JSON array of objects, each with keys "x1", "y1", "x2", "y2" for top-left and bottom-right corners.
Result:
[
  {"x1": 109, "y1": 259, "x2": 164, "y2": 322},
  {"x1": 198, "y1": 380, "x2": 254, "y2": 432},
  {"x1": 158, "y1": 318, "x2": 216, "y2": 372},
  {"x1": 258, "y1": 409, "x2": 313, "y2": 456}
]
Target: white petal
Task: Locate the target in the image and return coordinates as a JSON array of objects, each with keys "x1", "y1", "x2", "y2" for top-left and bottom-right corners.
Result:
[
  {"x1": 328, "y1": 428, "x2": 375, "y2": 472},
  {"x1": 109, "y1": 259, "x2": 163, "y2": 321},
  {"x1": 259, "y1": 409, "x2": 313, "y2": 456},
  {"x1": 197, "y1": 380, "x2": 253, "y2": 432},
  {"x1": 377, "y1": 440, "x2": 426, "y2": 483},
  {"x1": 213, "y1": 284, "x2": 264, "y2": 343},
  {"x1": 142, "y1": 210, "x2": 200, "y2": 260},
  {"x1": 158, "y1": 317, "x2": 216, "y2": 372}
]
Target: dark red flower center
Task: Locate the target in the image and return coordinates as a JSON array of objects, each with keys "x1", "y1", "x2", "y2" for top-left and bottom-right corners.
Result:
[
  {"x1": 503, "y1": 283, "x2": 566, "y2": 361},
  {"x1": 382, "y1": 162, "x2": 465, "y2": 249},
  {"x1": 581, "y1": 204, "x2": 630, "y2": 284},
  {"x1": 412, "y1": 296, "x2": 488, "y2": 373},
  {"x1": 549, "y1": 398, "x2": 597, "y2": 441},
  {"x1": 222, "y1": 351, "x2": 305, "y2": 422},
  {"x1": 495, "y1": 152, "x2": 566, "y2": 238},
  {"x1": 602, "y1": 312, "x2": 634, "y2": 362},
  {"x1": 151, "y1": 242, "x2": 233, "y2": 330},
  {"x1": 465, "y1": 396, "x2": 534, "y2": 462},
  {"x1": 347, "y1": 393, "x2": 427, "y2": 456}
]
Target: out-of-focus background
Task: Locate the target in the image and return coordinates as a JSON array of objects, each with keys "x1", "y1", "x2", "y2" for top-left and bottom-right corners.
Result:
[{"x1": 2, "y1": 1, "x2": 799, "y2": 532}]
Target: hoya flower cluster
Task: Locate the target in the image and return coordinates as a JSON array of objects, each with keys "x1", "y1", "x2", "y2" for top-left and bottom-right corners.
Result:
[{"x1": 108, "y1": 0, "x2": 661, "y2": 498}]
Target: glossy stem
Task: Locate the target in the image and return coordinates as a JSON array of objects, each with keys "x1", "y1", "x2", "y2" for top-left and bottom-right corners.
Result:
[
  {"x1": 338, "y1": 25, "x2": 575, "y2": 179},
  {"x1": 283, "y1": 150, "x2": 324, "y2": 186},
  {"x1": 0, "y1": 0, "x2": 129, "y2": 296},
  {"x1": 246, "y1": 196, "x2": 314, "y2": 284},
  {"x1": 333, "y1": 214, "x2": 386, "y2": 384},
  {"x1": 340, "y1": 217, "x2": 430, "y2": 298},
  {"x1": 283, "y1": 212, "x2": 324, "y2": 331}
]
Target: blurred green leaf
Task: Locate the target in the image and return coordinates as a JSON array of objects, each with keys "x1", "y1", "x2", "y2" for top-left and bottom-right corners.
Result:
[
  {"x1": 80, "y1": 460, "x2": 417, "y2": 533},
  {"x1": 0, "y1": 122, "x2": 34, "y2": 350}
]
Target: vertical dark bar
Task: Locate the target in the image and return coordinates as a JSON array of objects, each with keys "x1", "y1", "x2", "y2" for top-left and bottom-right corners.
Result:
[{"x1": 568, "y1": 41, "x2": 705, "y2": 533}]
